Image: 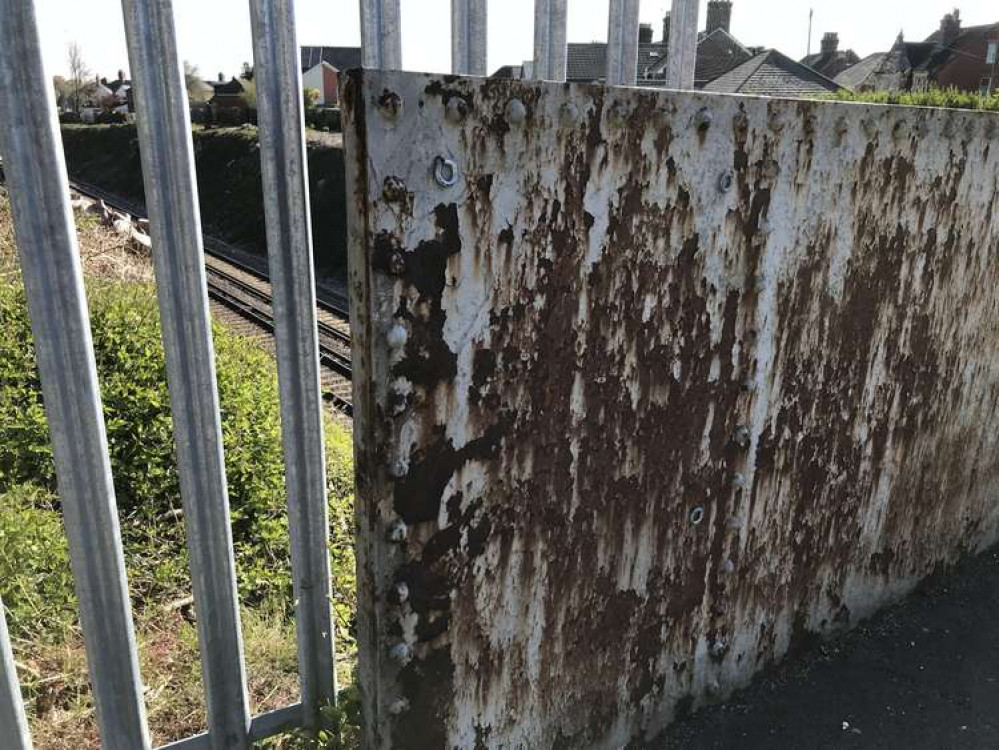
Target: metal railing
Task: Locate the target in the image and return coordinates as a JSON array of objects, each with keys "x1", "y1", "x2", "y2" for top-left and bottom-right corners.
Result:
[{"x1": 0, "y1": 0, "x2": 699, "y2": 747}]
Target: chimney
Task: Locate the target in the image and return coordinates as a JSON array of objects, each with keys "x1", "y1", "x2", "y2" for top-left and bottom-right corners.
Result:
[
  {"x1": 662, "y1": 12, "x2": 671, "y2": 44},
  {"x1": 639, "y1": 23, "x2": 653, "y2": 45},
  {"x1": 706, "y1": 0, "x2": 733, "y2": 34},
  {"x1": 218, "y1": 72, "x2": 224, "y2": 82},
  {"x1": 940, "y1": 8, "x2": 962, "y2": 46},
  {"x1": 820, "y1": 32, "x2": 839, "y2": 55}
]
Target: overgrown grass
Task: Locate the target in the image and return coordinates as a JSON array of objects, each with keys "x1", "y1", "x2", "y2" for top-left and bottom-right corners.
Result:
[
  {"x1": 821, "y1": 87, "x2": 999, "y2": 111},
  {"x1": 0, "y1": 192, "x2": 357, "y2": 747}
]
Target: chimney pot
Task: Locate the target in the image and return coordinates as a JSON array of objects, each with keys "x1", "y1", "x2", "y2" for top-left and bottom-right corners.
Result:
[
  {"x1": 662, "y1": 12, "x2": 671, "y2": 44},
  {"x1": 821, "y1": 32, "x2": 839, "y2": 55},
  {"x1": 117, "y1": 69, "x2": 124, "y2": 82},
  {"x1": 639, "y1": 23, "x2": 653, "y2": 45},
  {"x1": 218, "y1": 72, "x2": 224, "y2": 82},
  {"x1": 706, "y1": 0, "x2": 733, "y2": 35},
  {"x1": 940, "y1": 8, "x2": 962, "y2": 46}
]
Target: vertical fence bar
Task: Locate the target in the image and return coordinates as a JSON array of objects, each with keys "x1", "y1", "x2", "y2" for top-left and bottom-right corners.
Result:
[
  {"x1": 0, "y1": 4, "x2": 150, "y2": 748},
  {"x1": 248, "y1": 0, "x2": 336, "y2": 731},
  {"x1": 119, "y1": 1, "x2": 251, "y2": 747},
  {"x1": 665, "y1": 0, "x2": 698, "y2": 89},
  {"x1": 360, "y1": 0, "x2": 402, "y2": 70},
  {"x1": 533, "y1": 0, "x2": 568, "y2": 81},
  {"x1": 0, "y1": 598, "x2": 32, "y2": 750},
  {"x1": 606, "y1": 0, "x2": 641, "y2": 85},
  {"x1": 451, "y1": 0, "x2": 488, "y2": 75}
]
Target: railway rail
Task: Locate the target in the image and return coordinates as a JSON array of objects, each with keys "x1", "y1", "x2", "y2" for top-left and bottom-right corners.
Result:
[{"x1": 68, "y1": 178, "x2": 354, "y2": 416}]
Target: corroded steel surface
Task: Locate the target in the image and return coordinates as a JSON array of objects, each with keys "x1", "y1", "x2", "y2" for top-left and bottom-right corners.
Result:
[{"x1": 343, "y1": 69, "x2": 999, "y2": 749}]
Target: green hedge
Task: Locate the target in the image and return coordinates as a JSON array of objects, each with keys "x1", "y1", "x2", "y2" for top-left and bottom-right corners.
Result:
[
  {"x1": 59, "y1": 124, "x2": 348, "y2": 274},
  {"x1": 0, "y1": 278, "x2": 355, "y2": 641},
  {"x1": 822, "y1": 87, "x2": 999, "y2": 111}
]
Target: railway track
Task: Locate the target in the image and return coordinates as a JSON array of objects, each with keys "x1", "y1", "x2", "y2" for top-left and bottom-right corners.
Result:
[{"x1": 68, "y1": 179, "x2": 355, "y2": 417}]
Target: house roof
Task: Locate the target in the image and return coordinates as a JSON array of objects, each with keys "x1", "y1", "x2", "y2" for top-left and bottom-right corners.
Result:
[
  {"x1": 107, "y1": 79, "x2": 130, "y2": 94},
  {"x1": 212, "y1": 77, "x2": 245, "y2": 96},
  {"x1": 704, "y1": 49, "x2": 843, "y2": 96},
  {"x1": 800, "y1": 49, "x2": 861, "y2": 79},
  {"x1": 300, "y1": 46, "x2": 362, "y2": 73},
  {"x1": 491, "y1": 65, "x2": 524, "y2": 79},
  {"x1": 613, "y1": 28, "x2": 753, "y2": 87},
  {"x1": 924, "y1": 22, "x2": 998, "y2": 44},
  {"x1": 566, "y1": 42, "x2": 668, "y2": 82},
  {"x1": 834, "y1": 52, "x2": 889, "y2": 89}
]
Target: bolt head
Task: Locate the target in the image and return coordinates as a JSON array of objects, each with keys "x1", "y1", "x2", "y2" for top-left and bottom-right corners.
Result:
[
  {"x1": 732, "y1": 473, "x2": 747, "y2": 488},
  {"x1": 717, "y1": 170, "x2": 735, "y2": 194},
  {"x1": 387, "y1": 519, "x2": 408, "y2": 543},
  {"x1": 445, "y1": 97, "x2": 468, "y2": 123},
  {"x1": 506, "y1": 98, "x2": 527, "y2": 125},
  {"x1": 388, "y1": 642, "x2": 412, "y2": 664},
  {"x1": 721, "y1": 559, "x2": 736, "y2": 574},
  {"x1": 432, "y1": 155, "x2": 459, "y2": 188},
  {"x1": 387, "y1": 252, "x2": 407, "y2": 276},
  {"x1": 382, "y1": 175, "x2": 409, "y2": 204},
  {"x1": 694, "y1": 107, "x2": 713, "y2": 129},
  {"x1": 386, "y1": 324, "x2": 408, "y2": 350},
  {"x1": 733, "y1": 426, "x2": 751, "y2": 449},
  {"x1": 388, "y1": 457, "x2": 409, "y2": 479},
  {"x1": 394, "y1": 581, "x2": 410, "y2": 604},
  {"x1": 389, "y1": 697, "x2": 410, "y2": 715},
  {"x1": 378, "y1": 91, "x2": 403, "y2": 119}
]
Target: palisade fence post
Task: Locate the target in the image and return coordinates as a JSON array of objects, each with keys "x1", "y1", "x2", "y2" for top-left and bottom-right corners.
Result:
[
  {"x1": 451, "y1": 0, "x2": 488, "y2": 76},
  {"x1": 665, "y1": 0, "x2": 699, "y2": 89},
  {"x1": 532, "y1": 0, "x2": 568, "y2": 81},
  {"x1": 248, "y1": 0, "x2": 337, "y2": 730},
  {"x1": 119, "y1": 0, "x2": 252, "y2": 747},
  {"x1": 606, "y1": 0, "x2": 642, "y2": 86},
  {"x1": 0, "y1": 596, "x2": 33, "y2": 750},
  {"x1": 0, "y1": 2, "x2": 151, "y2": 748},
  {"x1": 360, "y1": 0, "x2": 402, "y2": 70}
]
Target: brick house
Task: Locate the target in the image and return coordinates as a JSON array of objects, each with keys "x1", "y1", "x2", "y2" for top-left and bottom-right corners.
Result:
[{"x1": 300, "y1": 46, "x2": 361, "y2": 107}]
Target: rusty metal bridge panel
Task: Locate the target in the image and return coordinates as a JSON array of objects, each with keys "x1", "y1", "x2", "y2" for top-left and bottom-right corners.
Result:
[{"x1": 343, "y1": 69, "x2": 999, "y2": 748}]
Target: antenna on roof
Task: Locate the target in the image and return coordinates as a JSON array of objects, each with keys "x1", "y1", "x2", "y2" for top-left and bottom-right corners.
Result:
[{"x1": 807, "y1": 8, "x2": 814, "y2": 57}]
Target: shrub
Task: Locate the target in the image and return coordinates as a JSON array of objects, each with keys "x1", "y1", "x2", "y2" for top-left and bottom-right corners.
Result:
[
  {"x1": 0, "y1": 277, "x2": 355, "y2": 632},
  {"x1": 821, "y1": 87, "x2": 999, "y2": 112}
]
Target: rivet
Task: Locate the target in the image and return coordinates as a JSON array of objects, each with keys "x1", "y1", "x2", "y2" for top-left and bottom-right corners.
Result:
[
  {"x1": 388, "y1": 642, "x2": 412, "y2": 664},
  {"x1": 389, "y1": 697, "x2": 410, "y2": 715},
  {"x1": 386, "y1": 323, "x2": 408, "y2": 349},
  {"x1": 445, "y1": 97, "x2": 468, "y2": 123},
  {"x1": 388, "y1": 386, "x2": 409, "y2": 416},
  {"x1": 710, "y1": 640, "x2": 729, "y2": 659},
  {"x1": 382, "y1": 175, "x2": 409, "y2": 203},
  {"x1": 387, "y1": 457, "x2": 409, "y2": 479},
  {"x1": 432, "y1": 155, "x2": 459, "y2": 188},
  {"x1": 689, "y1": 506, "x2": 705, "y2": 526},
  {"x1": 717, "y1": 170, "x2": 735, "y2": 194},
  {"x1": 506, "y1": 98, "x2": 527, "y2": 125},
  {"x1": 560, "y1": 102, "x2": 580, "y2": 127},
  {"x1": 694, "y1": 107, "x2": 713, "y2": 130},
  {"x1": 378, "y1": 91, "x2": 402, "y2": 119},
  {"x1": 394, "y1": 581, "x2": 410, "y2": 604},
  {"x1": 387, "y1": 519, "x2": 408, "y2": 543},
  {"x1": 388, "y1": 251, "x2": 406, "y2": 276},
  {"x1": 733, "y1": 426, "x2": 751, "y2": 449},
  {"x1": 721, "y1": 559, "x2": 736, "y2": 574},
  {"x1": 732, "y1": 473, "x2": 747, "y2": 488}
]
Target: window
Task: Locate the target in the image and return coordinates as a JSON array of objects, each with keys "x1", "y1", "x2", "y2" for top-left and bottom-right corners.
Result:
[{"x1": 988, "y1": 42, "x2": 998, "y2": 65}]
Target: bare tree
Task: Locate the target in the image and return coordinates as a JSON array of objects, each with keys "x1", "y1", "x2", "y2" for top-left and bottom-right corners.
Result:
[
  {"x1": 184, "y1": 60, "x2": 208, "y2": 103},
  {"x1": 67, "y1": 42, "x2": 90, "y2": 113}
]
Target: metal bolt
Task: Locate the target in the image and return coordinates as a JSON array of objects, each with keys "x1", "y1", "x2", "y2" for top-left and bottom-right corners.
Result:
[
  {"x1": 693, "y1": 107, "x2": 713, "y2": 130},
  {"x1": 386, "y1": 323, "x2": 408, "y2": 349},
  {"x1": 506, "y1": 98, "x2": 527, "y2": 125},
  {"x1": 388, "y1": 642, "x2": 412, "y2": 664},
  {"x1": 382, "y1": 176, "x2": 409, "y2": 204},
  {"x1": 394, "y1": 581, "x2": 410, "y2": 604},
  {"x1": 388, "y1": 252, "x2": 406, "y2": 276},
  {"x1": 378, "y1": 91, "x2": 402, "y2": 119},
  {"x1": 721, "y1": 559, "x2": 736, "y2": 574},
  {"x1": 432, "y1": 155, "x2": 459, "y2": 188},
  {"x1": 717, "y1": 170, "x2": 735, "y2": 194},
  {"x1": 710, "y1": 639, "x2": 729, "y2": 659},
  {"x1": 445, "y1": 97, "x2": 468, "y2": 123},
  {"x1": 733, "y1": 426, "x2": 751, "y2": 449},
  {"x1": 388, "y1": 697, "x2": 410, "y2": 715},
  {"x1": 560, "y1": 102, "x2": 579, "y2": 127},
  {"x1": 689, "y1": 505, "x2": 705, "y2": 526},
  {"x1": 387, "y1": 519, "x2": 408, "y2": 543},
  {"x1": 387, "y1": 457, "x2": 409, "y2": 479}
]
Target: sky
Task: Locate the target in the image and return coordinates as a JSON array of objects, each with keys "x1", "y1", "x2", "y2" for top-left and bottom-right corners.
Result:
[{"x1": 37, "y1": 0, "x2": 996, "y2": 83}]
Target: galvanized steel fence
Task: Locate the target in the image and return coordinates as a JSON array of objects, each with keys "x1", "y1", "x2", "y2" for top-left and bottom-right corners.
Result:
[{"x1": 0, "y1": 0, "x2": 698, "y2": 747}]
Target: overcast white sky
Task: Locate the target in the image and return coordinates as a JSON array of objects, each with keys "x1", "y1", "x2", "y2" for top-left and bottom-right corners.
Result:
[{"x1": 37, "y1": 0, "x2": 996, "y2": 83}]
